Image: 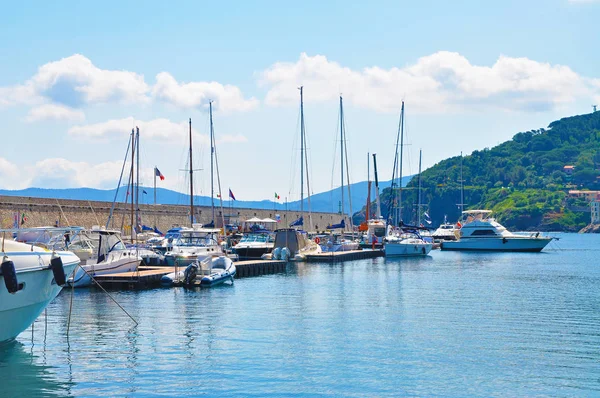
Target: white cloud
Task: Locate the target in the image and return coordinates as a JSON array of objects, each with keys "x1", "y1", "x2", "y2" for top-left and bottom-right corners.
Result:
[
  {"x1": 26, "y1": 104, "x2": 85, "y2": 122},
  {"x1": 152, "y1": 72, "x2": 259, "y2": 113},
  {"x1": 260, "y1": 52, "x2": 598, "y2": 113},
  {"x1": 2, "y1": 54, "x2": 149, "y2": 108}
]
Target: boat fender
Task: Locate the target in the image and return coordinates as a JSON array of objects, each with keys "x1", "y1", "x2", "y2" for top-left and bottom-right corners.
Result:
[
  {"x1": 184, "y1": 263, "x2": 198, "y2": 285},
  {"x1": 422, "y1": 247, "x2": 426, "y2": 255},
  {"x1": 280, "y1": 247, "x2": 290, "y2": 262},
  {"x1": 1, "y1": 256, "x2": 18, "y2": 294},
  {"x1": 315, "y1": 237, "x2": 320, "y2": 244},
  {"x1": 502, "y1": 238, "x2": 507, "y2": 244},
  {"x1": 50, "y1": 254, "x2": 67, "y2": 286}
]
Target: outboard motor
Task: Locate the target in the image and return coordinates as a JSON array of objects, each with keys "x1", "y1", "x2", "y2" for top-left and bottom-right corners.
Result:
[
  {"x1": 272, "y1": 247, "x2": 282, "y2": 260},
  {"x1": 280, "y1": 247, "x2": 290, "y2": 262},
  {"x1": 50, "y1": 253, "x2": 66, "y2": 286},
  {"x1": 183, "y1": 262, "x2": 199, "y2": 286},
  {"x1": 1, "y1": 256, "x2": 18, "y2": 294}
]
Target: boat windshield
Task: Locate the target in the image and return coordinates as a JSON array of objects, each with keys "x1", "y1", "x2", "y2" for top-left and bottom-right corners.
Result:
[
  {"x1": 239, "y1": 234, "x2": 272, "y2": 243},
  {"x1": 176, "y1": 234, "x2": 216, "y2": 247}
]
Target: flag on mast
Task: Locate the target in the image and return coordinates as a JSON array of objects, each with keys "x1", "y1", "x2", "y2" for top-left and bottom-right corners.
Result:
[
  {"x1": 154, "y1": 167, "x2": 165, "y2": 181},
  {"x1": 274, "y1": 192, "x2": 280, "y2": 200},
  {"x1": 229, "y1": 188, "x2": 236, "y2": 201}
]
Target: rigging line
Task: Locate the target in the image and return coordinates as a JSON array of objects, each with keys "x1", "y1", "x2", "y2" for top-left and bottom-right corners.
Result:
[{"x1": 211, "y1": 106, "x2": 226, "y2": 231}]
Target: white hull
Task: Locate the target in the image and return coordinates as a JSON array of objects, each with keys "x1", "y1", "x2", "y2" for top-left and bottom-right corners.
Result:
[
  {"x1": 321, "y1": 241, "x2": 360, "y2": 252},
  {"x1": 384, "y1": 241, "x2": 432, "y2": 257},
  {"x1": 441, "y1": 237, "x2": 552, "y2": 252},
  {"x1": 0, "y1": 251, "x2": 78, "y2": 343},
  {"x1": 68, "y1": 252, "x2": 141, "y2": 287}
]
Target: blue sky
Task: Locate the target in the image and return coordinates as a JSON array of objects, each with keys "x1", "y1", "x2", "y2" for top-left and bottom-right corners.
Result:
[{"x1": 0, "y1": 0, "x2": 599, "y2": 201}]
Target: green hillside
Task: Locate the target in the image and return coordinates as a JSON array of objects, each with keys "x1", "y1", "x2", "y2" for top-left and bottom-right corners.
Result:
[{"x1": 354, "y1": 111, "x2": 600, "y2": 231}]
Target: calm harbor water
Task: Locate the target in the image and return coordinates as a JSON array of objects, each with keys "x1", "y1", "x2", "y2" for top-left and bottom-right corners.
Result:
[{"x1": 1, "y1": 233, "x2": 599, "y2": 397}]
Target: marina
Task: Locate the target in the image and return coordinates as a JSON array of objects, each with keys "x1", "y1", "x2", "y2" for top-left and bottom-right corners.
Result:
[{"x1": 2, "y1": 233, "x2": 599, "y2": 396}]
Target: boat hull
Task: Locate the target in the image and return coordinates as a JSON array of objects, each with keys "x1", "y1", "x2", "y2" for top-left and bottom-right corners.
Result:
[
  {"x1": 0, "y1": 257, "x2": 78, "y2": 343},
  {"x1": 384, "y1": 241, "x2": 432, "y2": 257},
  {"x1": 232, "y1": 246, "x2": 272, "y2": 260},
  {"x1": 440, "y1": 237, "x2": 552, "y2": 252},
  {"x1": 68, "y1": 255, "x2": 140, "y2": 287}
]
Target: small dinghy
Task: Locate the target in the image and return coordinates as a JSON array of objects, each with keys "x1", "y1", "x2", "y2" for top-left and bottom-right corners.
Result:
[{"x1": 160, "y1": 256, "x2": 236, "y2": 288}]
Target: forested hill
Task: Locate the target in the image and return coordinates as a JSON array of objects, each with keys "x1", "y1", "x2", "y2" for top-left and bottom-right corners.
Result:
[{"x1": 354, "y1": 111, "x2": 600, "y2": 231}]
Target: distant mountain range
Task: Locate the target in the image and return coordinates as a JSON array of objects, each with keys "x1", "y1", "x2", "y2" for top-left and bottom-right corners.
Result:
[{"x1": 0, "y1": 176, "x2": 411, "y2": 214}]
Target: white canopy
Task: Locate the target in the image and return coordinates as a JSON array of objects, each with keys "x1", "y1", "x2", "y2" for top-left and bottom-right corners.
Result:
[
  {"x1": 245, "y1": 217, "x2": 263, "y2": 223},
  {"x1": 261, "y1": 218, "x2": 277, "y2": 223}
]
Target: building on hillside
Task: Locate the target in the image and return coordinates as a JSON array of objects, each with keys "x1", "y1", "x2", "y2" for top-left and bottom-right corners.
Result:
[
  {"x1": 568, "y1": 190, "x2": 600, "y2": 201},
  {"x1": 591, "y1": 195, "x2": 600, "y2": 224},
  {"x1": 563, "y1": 165, "x2": 575, "y2": 177}
]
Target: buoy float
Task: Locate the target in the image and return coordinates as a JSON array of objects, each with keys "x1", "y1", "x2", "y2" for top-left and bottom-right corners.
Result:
[
  {"x1": 1, "y1": 256, "x2": 18, "y2": 294},
  {"x1": 50, "y1": 253, "x2": 66, "y2": 286}
]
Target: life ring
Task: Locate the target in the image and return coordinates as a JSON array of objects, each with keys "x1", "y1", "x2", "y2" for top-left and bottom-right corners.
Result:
[{"x1": 315, "y1": 237, "x2": 321, "y2": 244}]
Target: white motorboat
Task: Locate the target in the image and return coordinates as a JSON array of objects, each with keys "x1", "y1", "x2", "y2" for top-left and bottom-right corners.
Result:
[
  {"x1": 0, "y1": 234, "x2": 79, "y2": 343},
  {"x1": 440, "y1": 210, "x2": 553, "y2": 252},
  {"x1": 432, "y1": 216, "x2": 460, "y2": 242},
  {"x1": 232, "y1": 231, "x2": 274, "y2": 260},
  {"x1": 164, "y1": 228, "x2": 223, "y2": 267},
  {"x1": 67, "y1": 228, "x2": 142, "y2": 287},
  {"x1": 263, "y1": 228, "x2": 322, "y2": 261},
  {"x1": 384, "y1": 226, "x2": 433, "y2": 257},
  {"x1": 319, "y1": 232, "x2": 360, "y2": 252},
  {"x1": 160, "y1": 256, "x2": 235, "y2": 287}
]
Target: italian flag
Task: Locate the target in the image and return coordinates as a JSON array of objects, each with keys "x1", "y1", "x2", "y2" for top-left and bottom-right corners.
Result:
[{"x1": 274, "y1": 192, "x2": 280, "y2": 200}]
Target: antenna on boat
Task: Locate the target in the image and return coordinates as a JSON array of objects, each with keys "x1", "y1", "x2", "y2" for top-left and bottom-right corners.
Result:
[{"x1": 594, "y1": 105, "x2": 597, "y2": 113}]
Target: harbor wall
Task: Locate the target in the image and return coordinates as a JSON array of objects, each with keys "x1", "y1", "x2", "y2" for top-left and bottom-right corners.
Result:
[{"x1": 0, "y1": 195, "x2": 343, "y2": 234}]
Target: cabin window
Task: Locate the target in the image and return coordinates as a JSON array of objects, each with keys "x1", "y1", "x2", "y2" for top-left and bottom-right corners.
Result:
[{"x1": 471, "y1": 229, "x2": 497, "y2": 236}]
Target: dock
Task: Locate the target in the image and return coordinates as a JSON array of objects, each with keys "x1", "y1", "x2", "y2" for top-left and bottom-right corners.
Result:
[
  {"x1": 305, "y1": 249, "x2": 384, "y2": 262},
  {"x1": 93, "y1": 260, "x2": 289, "y2": 289}
]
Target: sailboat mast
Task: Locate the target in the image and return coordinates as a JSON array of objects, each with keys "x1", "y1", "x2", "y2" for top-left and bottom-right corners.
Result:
[
  {"x1": 299, "y1": 86, "x2": 304, "y2": 218},
  {"x1": 210, "y1": 101, "x2": 215, "y2": 224},
  {"x1": 189, "y1": 118, "x2": 194, "y2": 227},
  {"x1": 135, "y1": 127, "x2": 140, "y2": 237},
  {"x1": 339, "y1": 96, "x2": 345, "y2": 229},
  {"x1": 398, "y1": 101, "x2": 405, "y2": 226},
  {"x1": 417, "y1": 149, "x2": 422, "y2": 226},
  {"x1": 460, "y1": 151, "x2": 464, "y2": 214},
  {"x1": 366, "y1": 152, "x2": 370, "y2": 221},
  {"x1": 130, "y1": 128, "x2": 135, "y2": 242},
  {"x1": 373, "y1": 153, "x2": 381, "y2": 219}
]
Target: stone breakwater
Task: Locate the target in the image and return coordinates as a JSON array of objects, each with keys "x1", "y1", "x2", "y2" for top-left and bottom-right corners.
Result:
[{"x1": 0, "y1": 195, "x2": 343, "y2": 233}]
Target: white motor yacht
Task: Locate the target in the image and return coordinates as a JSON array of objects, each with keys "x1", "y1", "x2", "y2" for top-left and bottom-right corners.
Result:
[
  {"x1": 0, "y1": 232, "x2": 79, "y2": 343},
  {"x1": 232, "y1": 231, "x2": 274, "y2": 260},
  {"x1": 432, "y1": 216, "x2": 460, "y2": 242},
  {"x1": 67, "y1": 228, "x2": 142, "y2": 287},
  {"x1": 384, "y1": 226, "x2": 433, "y2": 257},
  {"x1": 164, "y1": 228, "x2": 223, "y2": 267},
  {"x1": 440, "y1": 210, "x2": 553, "y2": 252}
]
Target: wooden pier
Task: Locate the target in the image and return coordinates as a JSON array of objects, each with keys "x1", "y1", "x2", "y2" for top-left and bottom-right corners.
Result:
[
  {"x1": 304, "y1": 249, "x2": 384, "y2": 263},
  {"x1": 94, "y1": 266, "x2": 173, "y2": 289},
  {"x1": 235, "y1": 260, "x2": 287, "y2": 278}
]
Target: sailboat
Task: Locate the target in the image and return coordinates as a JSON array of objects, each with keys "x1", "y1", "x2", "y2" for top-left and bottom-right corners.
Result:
[
  {"x1": 359, "y1": 153, "x2": 386, "y2": 249},
  {"x1": 269, "y1": 86, "x2": 321, "y2": 261},
  {"x1": 384, "y1": 102, "x2": 432, "y2": 257},
  {"x1": 320, "y1": 95, "x2": 359, "y2": 252}
]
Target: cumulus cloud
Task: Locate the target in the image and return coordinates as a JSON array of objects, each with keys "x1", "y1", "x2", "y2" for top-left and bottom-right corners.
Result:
[
  {"x1": 260, "y1": 52, "x2": 598, "y2": 113},
  {"x1": 26, "y1": 104, "x2": 85, "y2": 122},
  {"x1": 152, "y1": 72, "x2": 259, "y2": 113},
  {"x1": 0, "y1": 54, "x2": 257, "y2": 113}
]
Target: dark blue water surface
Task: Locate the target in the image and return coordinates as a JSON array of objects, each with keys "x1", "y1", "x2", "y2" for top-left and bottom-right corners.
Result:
[{"x1": 1, "y1": 233, "x2": 599, "y2": 397}]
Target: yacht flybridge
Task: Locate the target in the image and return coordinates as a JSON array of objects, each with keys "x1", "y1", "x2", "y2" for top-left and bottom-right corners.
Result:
[{"x1": 440, "y1": 210, "x2": 553, "y2": 252}]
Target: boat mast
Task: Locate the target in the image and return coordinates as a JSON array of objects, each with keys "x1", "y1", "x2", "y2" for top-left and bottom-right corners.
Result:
[
  {"x1": 299, "y1": 86, "x2": 304, "y2": 220},
  {"x1": 130, "y1": 128, "x2": 135, "y2": 242},
  {"x1": 189, "y1": 118, "x2": 194, "y2": 227},
  {"x1": 417, "y1": 149, "x2": 422, "y2": 226},
  {"x1": 366, "y1": 152, "x2": 370, "y2": 221},
  {"x1": 339, "y1": 95, "x2": 345, "y2": 230},
  {"x1": 210, "y1": 101, "x2": 215, "y2": 224},
  {"x1": 135, "y1": 127, "x2": 140, "y2": 239},
  {"x1": 373, "y1": 153, "x2": 381, "y2": 219},
  {"x1": 398, "y1": 101, "x2": 405, "y2": 226},
  {"x1": 460, "y1": 151, "x2": 464, "y2": 215}
]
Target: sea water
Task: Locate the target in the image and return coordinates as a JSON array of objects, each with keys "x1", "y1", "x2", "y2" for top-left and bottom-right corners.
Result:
[{"x1": 1, "y1": 233, "x2": 599, "y2": 397}]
